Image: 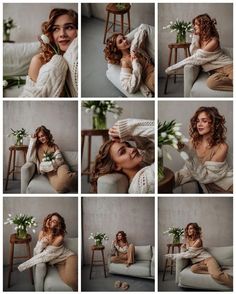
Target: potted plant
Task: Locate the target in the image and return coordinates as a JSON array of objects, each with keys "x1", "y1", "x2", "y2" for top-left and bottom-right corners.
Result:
[
  {"x1": 163, "y1": 19, "x2": 193, "y2": 43},
  {"x1": 163, "y1": 227, "x2": 184, "y2": 244},
  {"x1": 3, "y1": 17, "x2": 17, "y2": 42},
  {"x1": 4, "y1": 213, "x2": 37, "y2": 239},
  {"x1": 8, "y1": 128, "x2": 28, "y2": 146},
  {"x1": 88, "y1": 232, "x2": 109, "y2": 246}
]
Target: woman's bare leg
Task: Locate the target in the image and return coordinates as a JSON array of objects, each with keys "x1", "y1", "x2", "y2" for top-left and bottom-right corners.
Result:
[{"x1": 56, "y1": 255, "x2": 78, "y2": 291}]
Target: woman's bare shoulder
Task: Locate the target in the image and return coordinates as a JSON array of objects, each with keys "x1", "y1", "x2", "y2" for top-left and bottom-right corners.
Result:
[
  {"x1": 212, "y1": 142, "x2": 228, "y2": 162},
  {"x1": 38, "y1": 230, "x2": 44, "y2": 240},
  {"x1": 52, "y1": 235, "x2": 64, "y2": 246},
  {"x1": 204, "y1": 37, "x2": 219, "y2": 52},
  {"x1": 28, "y1": 53, "x2": 44, "y2": 82}
]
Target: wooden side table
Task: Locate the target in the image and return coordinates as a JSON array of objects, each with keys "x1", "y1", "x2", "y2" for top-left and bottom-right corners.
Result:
[
  {"x1": 103, "y1": 3, "x2": 131, "y2": 44},
  {"x1": 5, "y1": 145, "x2": 28, "y2": 191},
  {"x1": 164, "y1": 42, "x2": 191, "y2": 94},
  {"x1": 162, "y1": 243, "x2": 182, "y2": 281},
  {"x1": 81, "y1": 129, "x2": 109, "y2": 181},
  {"x1": 89, "y1": 245, "x2": 106, "y2": 279},
  {"x1": 8, "y1": 233, "x2": 34, "y2": 288},
  {"x1": 158, "y1": 167, "x2": 175, "y2": 193}
]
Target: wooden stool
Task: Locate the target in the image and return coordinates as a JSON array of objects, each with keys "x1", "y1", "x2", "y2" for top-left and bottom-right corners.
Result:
[
  {"x1": 164, "y1": 42, "x2": 191, "y2": 94},
  {"x1": 162, "y1": 243, "x2": 182, "y2": 281},
  {"x1": 103, "y1": 3, "x2": 131, "y2": 44},
  {"x1": 81, "y1": 129, "x2": 109, "y2": 181},
  {"x1": 5, "y1": 145, "x2": 28, "y2": 191},
  {"x1": 8, "y1": 233, "x2": 34, "y2": 288},
  {"x1": 89, "y1": 245, "x2": 106, "y2": 279},
  {"x1": 158, "y1": 167, "x2": 175, "y2": 193}
]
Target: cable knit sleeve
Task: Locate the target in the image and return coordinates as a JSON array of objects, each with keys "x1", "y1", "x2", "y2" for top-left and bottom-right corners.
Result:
[
  {"x1": 189, "y1": 34, "x2": 200, "y2": 55},
  {"x1": 33, "y1": 240, "x2": 48, "y2": 255},
  {"x1": 20, "y1": 55, "x2": 68, "y2": 97},
  {"x1": 120, "y1": 59, "x2": 142, "y2": 94}
]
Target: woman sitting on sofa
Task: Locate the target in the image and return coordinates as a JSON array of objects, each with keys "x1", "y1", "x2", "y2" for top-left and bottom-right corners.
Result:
[
  {"x1": 104, "y1": 24, "x2": 155, "y2": 97},
  {"x1": 21, "y1": 8, "x2": 78, "y2": 97},
  {"x1": 18, "y1": 212, "x2": 78, "y2": 291},
  {"x1": 176, "y1": 106, "x2": 233, "y2": 193},
  {"x1": 26, "y1": 125, "x2": 77, "y2": 193},
  {"x1": 111, "y1": 231, "x2": 135, "y2": 267},
  {"x1": 91, "y1": 118, "x2": 155, "y2": 194},
  {"x1": 166, "y1": 14, "x2": 233, "y2": 92},
  {"x1": 178, "y1": 223, "x2": 232, "y2": 288}
]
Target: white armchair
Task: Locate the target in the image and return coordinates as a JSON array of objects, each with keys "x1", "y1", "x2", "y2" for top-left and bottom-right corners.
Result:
[{"x1": 184, "y1": 47, "x2": 233, "y2": 97}]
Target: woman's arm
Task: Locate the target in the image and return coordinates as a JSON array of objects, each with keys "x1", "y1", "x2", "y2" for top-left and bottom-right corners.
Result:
[
  {"x1": 28, "y1": 54, "x2": 44, "y2": 82},
  {"x1": 51, "y1": 235, "x2": 64, "y2": 247}
]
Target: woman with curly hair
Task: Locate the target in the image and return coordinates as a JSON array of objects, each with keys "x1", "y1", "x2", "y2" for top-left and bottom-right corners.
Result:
[
  {"x1": 166, "y1": 14, "x2": 233, "y2": 92},
  {"x1": 26, "y1": 125, "x2": 77, "y2": 193},
  {"x1": 21, "y1": 8, "x2": 78, "y2": 97},
  {"x1": 178, "y1": 223, "x2": 232, "y2": 288},
  {"x1": 111, "y1": 231, "x2": 135, "y2": 267},
  {"x1": 175, "y1": 106, "x2": 233, "y2": 193},
  {"x1": 91, "y1": 118, "x2": 155, "y2": 194},
  {"x1": 18, "y1": 212, "x2": 78, "y2": 291},
  {"x1": 104, "y1": 24, "x2": 155, "y2": 97}
]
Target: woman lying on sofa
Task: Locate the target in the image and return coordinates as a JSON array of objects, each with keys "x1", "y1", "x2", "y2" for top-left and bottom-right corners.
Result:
[
  {"x1": 21, "y1": 8, "x2": 78, "y2": 97},
  {"x1": 166, "y1": 14, "x2": 233, "y2": 92},
  {"x1": 104, "y1": 24, "x2": 155, "y2": 97},
  {"x1": 18, "y1": 212, "x2": 78, "y2": 291},
  {"x1": 26, "y1": 125, "x2": 77, "y2": 193},
  {"x1": 166, "y1": 223, "x2": 232, "y2": 289},
  {"x1": 91, "y1": 118, "x2": 155, "y2": 194},
  {"x1": 175, "y1": 106, "x2": 233, "y2": 193}
]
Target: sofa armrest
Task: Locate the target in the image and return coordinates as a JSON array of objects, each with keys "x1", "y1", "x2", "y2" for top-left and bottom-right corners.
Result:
[
  {"x1": 21, "y1": 162, "x2": 36, "y2": 193},
  {"x1": 184, "y1": 65, "x2": 201, "y2": 97},
  {"x1": 175, "y1": 257, "x2": 189, "y2": 284},
  {"x1": 97, "y1": 173, "x2": 129, "y2": 193}
]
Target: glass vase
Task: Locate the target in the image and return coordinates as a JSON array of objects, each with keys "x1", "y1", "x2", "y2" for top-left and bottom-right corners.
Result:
[
  {"x1": 17, "y1": 228, "x2": 27, "y2": 239},
  {"x1": 4, "y1": 32, "x2": 10, "y2": 42},
  {"x1": 15, "y1": 136, "x2": 23, "y2": 146},
  {"x1": 95, "y1": 239, "x2": 102, "y2": 246},
  {"x1": 173, "y1": 235, "x2": 180, "y2": 244},
  {"x1": 93, "y1": 113, "x2": 106, "y2": 130},
  {"x1": 176, "y1": 31, "x2": 186, "y2": 44},
  {"x1": 158, "y1": 151, "x2": 165, "y2": 182}
]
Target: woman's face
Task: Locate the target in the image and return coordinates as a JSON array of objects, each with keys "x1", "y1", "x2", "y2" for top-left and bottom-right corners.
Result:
[
  {"x1": 117, "y1": 233, "x2": 123, "y2": 241},
  {"x1": 52, "y1": 14, "x2": 77, "y2": 52},
  {"x1": 116, "y1": 34, "x2": 130, "y2": 51},
  {"x1": 196, "y1": 112, "x2": 212, "y2": 136},
  {"x1": 110, "y1": 142, "x2": 143, "y2": 171},
  {"x1": 193, "y1": 19, "x2": 201, "y2": 35},
  {"x1": 49, "y1": 215, "x2": 59, "y2": 229},
  {"x1": 187, "y1": 225, "x2": 195, "y2": 237},
  {"x1": 37, "y1": 131, "x2": 48, "y2": 144}
]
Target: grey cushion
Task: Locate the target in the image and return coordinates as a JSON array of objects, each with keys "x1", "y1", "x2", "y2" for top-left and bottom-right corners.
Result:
[
  {"x1": 97, "y1": 173, "x2": 129, "y2": 193},
  {"x1": 27, "y1": 174, "x2": 57, "y2": 194},
  {"x1": 206, "y1": 246, "x2": 233, "y2": 266},
  {"x1": 64, "y1": 238, "x2": 78, "y2": 255},
  {"x1": 63, "y1": 151, "x2": 78, "y2": 172},
  {"x1": 109, "y1": 260, "x2": 150, "y2": 278},
  {"x1": 135, "y1": 245, "x2": 152, "y2": 261},
  {"x1": 151, "y1": 246, "x2": 155, "y2": 277}
]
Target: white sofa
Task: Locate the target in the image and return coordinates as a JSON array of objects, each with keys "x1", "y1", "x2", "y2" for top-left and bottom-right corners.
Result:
[
  {"x1": 21, "y1": 151, "x2": 78, "y2": 194},
  {"x1": 34, "y1": 238, "x2": 78, "y2": 292},
  {"x1": 3, "y1": 42, "x2": 40, "y2": 97},
  {"x1": 176, "y1": 246, "x2": 233, "y2": 291},
  {"x1": 106, "y1": 24, "x2": 155, "y2": 97},
  {"x1": 184, "y1": 47, "x2": 233, "y2": 97},
  {"x1": 108, "y1": 245, "x2": 154, "y2": 279}
]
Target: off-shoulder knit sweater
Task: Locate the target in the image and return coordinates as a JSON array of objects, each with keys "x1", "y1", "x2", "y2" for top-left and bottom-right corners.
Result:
[
  {"x1": 116, "y1": 118, "x2": 155, "y2": 194},
  {"x1": 166, "y1": 35, "x2": 232, "y2": 74}
]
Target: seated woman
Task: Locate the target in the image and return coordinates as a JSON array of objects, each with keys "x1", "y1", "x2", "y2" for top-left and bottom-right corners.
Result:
[
  {"x1": 21, "y1": 8, "x2": 78, "y2": 97},
  {"x1": 26, "y1": 125, "x2": 77, "y2": 193},
  {"x1": 104, "y1": 24, "x2": 155, "y2": 97},
  {"x1": 175, "y1": 106, "x2": 233, "y2": 193},
  {"x1": 168, "y1": 223, "x2": 232, "y2": 289},
  {"x1": 111, "y1": 231, "x2": 135, "y2": 267},
  {"x1": 166, "y1": 14, "x2": 233, "y2": 92},
  {"x1": 91, "y1": 118, "x2": 155, "y2": 194},
  {"x1": 18, "y1": 212, "x2": 78, "y2": 291}
]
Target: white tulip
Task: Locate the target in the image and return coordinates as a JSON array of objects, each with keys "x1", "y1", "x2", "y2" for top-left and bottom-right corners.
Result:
[
  {"x1": 180, "y1": 151, "x2": 189, "y2": 161},
  {"x1": 161, "y1": 132, "x2": 167, "y2": 138},
  {"x1": 40, "y1": 34, "x2": 50, "y2": 44},
  {"x1": 3, "y1": 80, "x2": 8, "y2": 87}
]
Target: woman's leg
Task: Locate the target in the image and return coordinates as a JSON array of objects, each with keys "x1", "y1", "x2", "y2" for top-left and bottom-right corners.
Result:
[
  {"x1": 207, "y1": 64, "x2": 233, "y2": 91},
  {"x1": 126, "y1": 244, "x2": 135, "y2": 265},
  {"x1": 191, "y1": 260, "x2": 208, "y2": 274},
  {"x1": 56, "y1": 255, "x2": 78, "y2": 291},
  {"x1": 205, "y1": 257, "x2": 233, "y2": 288},
  {"x1": 144, "y1": 69, "x2": 155, "y2": 93},
  {"x1": 111, "y1": 253, "x2": 128, "y2": 264},
  {"x1": 34, "y1": 263, "x2": 47, "y2": 291}
]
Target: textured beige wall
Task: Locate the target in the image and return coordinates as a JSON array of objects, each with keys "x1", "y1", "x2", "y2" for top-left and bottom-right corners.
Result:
[
  {"x1": 3, "y1": 101, "x2": 78, "y2": 179},
  {"x1": 158, "y1": 3, "x2": 233, "y2": 77},
  {"x1": 158, "y1": 100, "x2": 233, "y2": 172},
  {"x1": 3, "y1": 3, "x2": 78, "y2": 42},
  {"x1": 3, "y1": 197, "x2": 78, "y2": 265},
  {"x1": 158, "y1": 197, "x2": 233, "y2": 270},
  {"x1": 82, "y1": 197, "x2": 155, "y2": 264}
]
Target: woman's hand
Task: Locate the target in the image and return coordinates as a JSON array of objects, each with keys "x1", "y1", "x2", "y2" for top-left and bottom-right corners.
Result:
[
  {"x1": 41, "y1": 236, "x2": 50, "y2": 245},
  {"x1": 131, "y1": 51, "x2": 138, "y2": 61},
  {"x1": 112, "y1": 239, "x2": 117, "y2": 246},
  {"x1": 108, "y1": 125, "x2": 120, "y2": 141}
]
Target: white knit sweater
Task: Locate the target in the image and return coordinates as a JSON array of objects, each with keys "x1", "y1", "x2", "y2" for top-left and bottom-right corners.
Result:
[
  {"x1": 166, "y1": 35, "x2": 232, "y2": 74},
  {"x1": 116, "y1": 119, "x2": 155, "y2": 194}
]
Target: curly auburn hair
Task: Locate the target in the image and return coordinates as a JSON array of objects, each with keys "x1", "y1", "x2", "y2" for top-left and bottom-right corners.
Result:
[
  {"x1": 34, "y1": 125, "x2": 55, "y2": 149},
  {"x1": 104, "y1": 33, "x2": 123, "y2": 64},
  {"x1": 189, "y1": 106, "x2": 226, "y2": 148},
  {"x1": 192, "y1": 13, "x2": 219, "y2": 42},
  {"x1": 42, "y1": 212, "x2": 67, "y2": 238},
  {"x1": 116, "y1": 231, "x2": 128, "y2": 243},
  {"x1": 40, "y1": 8, "x2": 78, "y2": 62},
  {"x1": 184, "y1": 223, "x2": 202, "y2": 240}
]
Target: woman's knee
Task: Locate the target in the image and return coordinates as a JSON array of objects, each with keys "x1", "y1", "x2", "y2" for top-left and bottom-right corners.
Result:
[
  {"x1": 191, "y1": 264, "x2": 199, "y2": 273},
  {"x1": 207, "y1": 75, "x2": 220, "y2": 90},
  {"x1": 111, "y1": 255, "x2": 117, "y2": 263}
]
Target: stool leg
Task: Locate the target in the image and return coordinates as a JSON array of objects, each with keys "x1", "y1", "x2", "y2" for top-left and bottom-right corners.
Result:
[
  {"x1": 174, "y1": 48, "x2": 177, "y2": 83},
  {"x1": 23, "y1": 150, "x2": 27, "y2": 163},
  {"x1": 81, "y1": 135, "x2": 85, "y2": 161},
  {"x1": 113, "y1": 14, "x2": 116, "y2": 32},
  {"x1": 103, "y1": 11, "x2": 110, "y2": 44},
  {"x1": 8, "y1": 242, "x2": 14, "y2": 288},
  {"x1": 187, "y1": 47, "x2": 191, "y2": 57},
  {"x1": 5, "y1": 150, "x2": 13, "y2": 191},
  {"x1": 89, "y1": 250, "x2": 95, "y2": 280},
  {"x1": 101, "y1": 249, "x2": 106, "y2": 278},
  {"x1": 26, "y1": 243, "x2": 34, "y2": 285},
  {"x1": 171, "y1": 245, "x2": 174, "y2": 275},
  {"x1": 164, "y1": 48, "x2": 173, "y2": 94},
  {"x1": 184, "y1": 47, "x2": 188, "y2": 58},
  {"x1": 12, "y1": 149, "x2": 16, "y2": 180},
  {"x1": 121, "y1": 14, "x2": 124, "y2": 35},
  {"x1": 127, "y1": 11, "x2": 130, "y2": 33},
  {"x1": 87, "y1": 135, "x2": 91, "y2": 182},
  {"x1": 162, "y1": 245, "x2": 170, "y2": 281}
]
